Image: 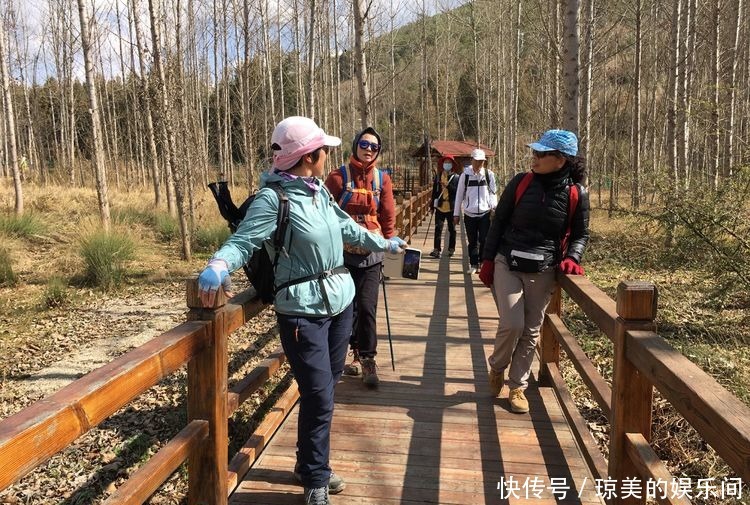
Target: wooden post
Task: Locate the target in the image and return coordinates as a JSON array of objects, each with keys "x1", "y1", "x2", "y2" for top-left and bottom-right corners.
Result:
[
  {"x1": 186, "y1": 276, "x2": 229, "y2": 505},
  {"x1": 404, "y1": 191, "x2": 412, "y2": 242},
  {"x1": 608, "y1": 281, "x2": 657, "y2": 505},
  {"x1": 538, "y1": 286, "x2": 562, "y2": 386}
]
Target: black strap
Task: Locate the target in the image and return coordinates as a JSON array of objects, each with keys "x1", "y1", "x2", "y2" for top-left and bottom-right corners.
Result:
[{"x1": 274, "y1": 265, "x2": 349, "y2": 294}]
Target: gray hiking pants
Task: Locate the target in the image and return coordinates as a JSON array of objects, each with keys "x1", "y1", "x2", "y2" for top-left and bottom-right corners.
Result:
[{"x1": 487, "y1": 255, "x2": 557, "y2": 391}]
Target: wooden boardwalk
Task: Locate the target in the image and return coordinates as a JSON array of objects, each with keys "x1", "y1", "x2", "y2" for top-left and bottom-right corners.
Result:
[{"x1": 230, "y1": 222, "x2": 605, "y2": 505}]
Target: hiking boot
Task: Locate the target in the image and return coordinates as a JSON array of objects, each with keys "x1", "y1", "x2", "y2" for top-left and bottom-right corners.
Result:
[
  {"x1": 509, "y1": 388, "x2": 529, "y2": 413},
  {"x1": 294, "y1": 469, "x2": 345, "y2": 494},
  {"x1": 448, "y1": 248, "x2": 455, "y2": 257},
  {"x1": 361, "y1": 357, "x2": 380, "y2": 387},
  {"x1": 429, "y1": 249, "x2": 441, "y2": 258},
  {"x1": 304, "y1": 486, "x2": 330, "y2": 505},
  {"x1": 343, "y1": 349, "x2": 361, "y2": 376},
  {"x1": 488, "y1": 369, "x2": 505, "y2": 397}
]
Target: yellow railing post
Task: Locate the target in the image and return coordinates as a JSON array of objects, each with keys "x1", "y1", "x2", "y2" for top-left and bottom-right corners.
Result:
[{"x1": 186, "y1": 277, "x2": 229, "y2": 505}]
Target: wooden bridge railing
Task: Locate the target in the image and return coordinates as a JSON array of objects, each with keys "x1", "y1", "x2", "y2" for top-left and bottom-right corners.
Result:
[
  {"x1": 0, "y1": 188, "x2": 432, "y2": 504},
  {"x1": 540, "y1": 275, "x2": 750, "y2": 505}
]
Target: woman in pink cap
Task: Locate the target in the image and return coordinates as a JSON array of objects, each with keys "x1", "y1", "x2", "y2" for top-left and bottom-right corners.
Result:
[{"x1": 197, "y1": 116, "x2": 406, "y2": 505}]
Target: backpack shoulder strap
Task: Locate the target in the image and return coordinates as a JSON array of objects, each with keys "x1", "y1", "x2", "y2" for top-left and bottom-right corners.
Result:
[
  {"x1": 337, "y1": 165, "x2": 356, "y2": 210},
  {"x1": 266, "y1": 182, "x2": 290, "y2": 251},
  {"x1": 561, "y1": 183, "x2": 580, "y2": 256},
  {"x1": 567, "y1": 183, "x2": 579, "y2": 227},
  {"x1": 372, "y1": 168, "x2": 382, "y2": 208},
  {"x1": 514, "y1": 172, "x2": 534, "y2": 206}
]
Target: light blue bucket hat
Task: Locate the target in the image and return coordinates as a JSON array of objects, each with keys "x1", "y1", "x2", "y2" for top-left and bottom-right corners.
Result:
[{"x1": 527, "y1": 129, "x2": 578, "y2": 157}]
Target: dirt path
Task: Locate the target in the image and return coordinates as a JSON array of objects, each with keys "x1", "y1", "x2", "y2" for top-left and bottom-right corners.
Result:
[{"x1": 16, "y1": 293, "x2": 185, "y2": 400}]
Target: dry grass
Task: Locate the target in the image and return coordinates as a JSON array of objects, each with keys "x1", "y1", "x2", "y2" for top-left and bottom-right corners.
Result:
[{"x1": 559, "y1": 202, "x2": 750, "y2": 504}]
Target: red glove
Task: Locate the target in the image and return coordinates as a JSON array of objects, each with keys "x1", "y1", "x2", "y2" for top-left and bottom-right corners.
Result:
[
  {"x1": 478, "y1": 260, "x2": 495, "y2": 287},
  {"x1": 559, "y1": 257, "x2": 584, "y2": 275}
]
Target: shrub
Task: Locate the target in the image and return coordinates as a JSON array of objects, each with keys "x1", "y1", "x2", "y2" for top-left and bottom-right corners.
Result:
[
  {"x1": 44, "y1": 277, "x2": 69, "y2": 308},
  {"x1": 193, "y1": 224, "x2": 230, "y2": 253},
  {"x1": 79, "y1": 230, "x2": 135, "y2": 290},
  {"x1": 0, "y1": 248, "x2": 17, "y2": 287},
  {"x1": 0, "y1": 213, "x2": 46, "y2": 238},
  {"x1": 153, "y1": 213, "x2": 179, "y2": 243}
]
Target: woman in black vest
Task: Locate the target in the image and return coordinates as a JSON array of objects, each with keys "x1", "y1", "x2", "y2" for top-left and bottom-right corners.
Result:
[{"x1": 478, "y1": 129, "x2": 590, "y2": 414}]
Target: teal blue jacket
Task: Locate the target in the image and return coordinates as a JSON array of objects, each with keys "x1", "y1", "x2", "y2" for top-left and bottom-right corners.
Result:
[{"x1": 213, "y1": 171, "x2": 390, "y2": 316}]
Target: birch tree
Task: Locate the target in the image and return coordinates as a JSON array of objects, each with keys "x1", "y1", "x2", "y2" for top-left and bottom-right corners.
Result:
[{"x1": 77, "y1": 0, "x2": 111, "y2": 230}]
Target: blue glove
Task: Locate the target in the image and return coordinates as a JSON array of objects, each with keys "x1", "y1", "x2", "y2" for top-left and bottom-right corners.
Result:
[
  {"x1": 387, "y1": 237, "x2": 407, "y2": 254},
  {"x1": 198, "y1": 258, "x2": 231, "y2": 307}
]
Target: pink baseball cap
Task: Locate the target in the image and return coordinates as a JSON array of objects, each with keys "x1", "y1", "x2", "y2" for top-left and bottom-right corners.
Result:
[{"x1": 271, "y1": 116, "x2": 342, "y2": 171}]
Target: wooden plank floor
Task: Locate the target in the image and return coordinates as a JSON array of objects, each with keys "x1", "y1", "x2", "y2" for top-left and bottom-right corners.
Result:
[{"x1": 231, "y1": 218, "x2": 605, "y2": 505}]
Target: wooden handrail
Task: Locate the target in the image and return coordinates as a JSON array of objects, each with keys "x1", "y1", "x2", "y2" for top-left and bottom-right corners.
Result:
[
  {"x1": 103, "y1": 420, "x2": 209, "y2": 505},
  {"x1": 0, "y1": 188, "x2": 431, "y2": 504},
  {"x1": 0, "y1": 321, "x2": 210, "y2": 491},
  {"x1": 549, "y1": 275, "x2": 750, "y2": 504},
  {"x1": 626, "y1": 330, "x2": 750, "y2": 479}
]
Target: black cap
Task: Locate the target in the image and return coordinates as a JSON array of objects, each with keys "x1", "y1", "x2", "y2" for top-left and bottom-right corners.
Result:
[{"x1": 352, "y1": 126, "x2": 382, "y2": 162}]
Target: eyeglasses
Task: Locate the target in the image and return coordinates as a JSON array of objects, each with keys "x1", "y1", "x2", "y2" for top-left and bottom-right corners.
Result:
[
  {"x1": 358, "y1": 140, "x2": 380, "y2": 152},
  {"x1": 532, "y1": 149, "x2": 559, "y2": 158}
]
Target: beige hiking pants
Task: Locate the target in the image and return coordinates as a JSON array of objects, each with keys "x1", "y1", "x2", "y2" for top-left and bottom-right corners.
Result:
[{"x1": 487, "y1": 255, "x2": 557, "y2": 391}]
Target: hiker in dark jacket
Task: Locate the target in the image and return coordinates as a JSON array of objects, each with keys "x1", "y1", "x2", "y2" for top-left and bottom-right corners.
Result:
[
  {"x1": 429, "y1": 155, "x2": 461, "y2": 258},
  {"x1": 478, "y1": 129, "x2": 590, "y2": 414}
]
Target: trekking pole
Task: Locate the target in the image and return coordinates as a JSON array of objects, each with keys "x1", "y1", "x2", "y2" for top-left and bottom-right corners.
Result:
[
  {"x1": 380, "y1": 266, "x2": 396, "y2": 371},
  {"x1": 422, "y1": 209, "x2": 433, "y2": 246}
]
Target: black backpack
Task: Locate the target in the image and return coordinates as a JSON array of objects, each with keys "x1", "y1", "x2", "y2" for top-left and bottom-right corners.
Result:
[{"x1": 207, "y1": 181, "x2": 290, "y2": 303}]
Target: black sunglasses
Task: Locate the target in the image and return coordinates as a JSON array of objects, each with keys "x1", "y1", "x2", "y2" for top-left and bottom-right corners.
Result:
[
  {"x1": 532, "y1": 149, "x2": 560, "y2": 158},
  {"x1": 358, "y1": 140, "x2": 380, "y2": 152}
]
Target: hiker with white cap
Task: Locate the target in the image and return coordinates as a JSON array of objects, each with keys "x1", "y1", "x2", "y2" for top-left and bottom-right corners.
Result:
[
  {"x1": 197, "y1": 116, "x2": 407, "y2": 505},
  {"x1": 479, "y1": 129, "x2": 590, "y2": 414},
  {"x1": 453, "y1": 148, "x2": 497, "y2": 274}
]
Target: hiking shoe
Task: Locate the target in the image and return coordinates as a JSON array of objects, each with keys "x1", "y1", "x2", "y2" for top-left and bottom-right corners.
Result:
[
  {"x1": 304, "y1": 486, "x2": 330, "y2": 505},
  {"x1": 448, "y1": 248, "x2": 455, "y2": 257},
  {"x1": 509, "y1": 388, "x2": 529, "y2": 413},
  {"x1": 429, "y1": 249, "x2": 441, "y2": 258},
  {"x1": 488, "y1": 369, "x2": 505, "y2": 397},
  {"x1": 343, "y1": 349, "x2": 361, "y2": 376},
  {"x1": 294, "y1": 470, "x2": 345, "y2": 494},
  {"x1": 361, "y1": 357, "x2": 380, "y2": 387}
]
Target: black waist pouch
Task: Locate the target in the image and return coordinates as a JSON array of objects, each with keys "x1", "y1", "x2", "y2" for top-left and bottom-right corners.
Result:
[{"x1": 506, "y1": 249, "x2": 545, "y2": 273}]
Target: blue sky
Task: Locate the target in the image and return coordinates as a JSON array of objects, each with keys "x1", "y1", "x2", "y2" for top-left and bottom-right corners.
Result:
[{"x1": 12, "y1": 0, "x2": 467, "y2": 83}]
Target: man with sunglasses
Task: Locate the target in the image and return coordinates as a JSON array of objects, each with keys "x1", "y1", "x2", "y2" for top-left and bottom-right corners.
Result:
[{"x1": 324, "y1": 127, "x2": 396, "y2": 388}]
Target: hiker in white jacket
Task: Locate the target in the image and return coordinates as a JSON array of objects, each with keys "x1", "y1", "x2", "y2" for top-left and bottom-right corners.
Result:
[{"x1": 453, "y1": 148, "x2": 497, "y2": 274}]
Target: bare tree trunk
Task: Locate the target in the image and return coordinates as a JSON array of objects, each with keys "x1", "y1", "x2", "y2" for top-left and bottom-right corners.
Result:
[
  {"x1": 580, "y1": 0, "x2": 594, "y2": 181},
  {"x1": 511, "y1": 0, "x2": 521, "y2": 166},
  {"x1": 710, "y1": 0, "x2": 720, "y2": 189},
  {"x1": 131, "y1": 0, "x2": 162, "y2": 207},
  {"x1": 0, "y1": 19, "x2": 22, "y2": 214},
  {"x1": 724, "y1": 0, "x2": 742, "y2": 178},
  {"x1": 631, "y1": 0, "x2": 642, "y2": 208},
  {"x1": 148, "y1": 0, "x2": 191, "y2": 260},
  {"x1": 353, "y1": 0, "x2": 371, "y2": 126},
  {"x1": 77, "y1": 0, "x2": 110, "y2": 230},
  {"x1": 561, "y1": 0, "x2": 580, "y2": 133},
  {"x1": 552, "y1": 0, "x2": 561, "y2": 125},
  {"x1": 667, "y1": 0, "x2": 682, "y2": 192},
  {"x1": 306, "y1": 0, "x2": 317, "y2": 118},
  {"x1": 470, "y1": 1, "x2": 481, "y2": 143}
]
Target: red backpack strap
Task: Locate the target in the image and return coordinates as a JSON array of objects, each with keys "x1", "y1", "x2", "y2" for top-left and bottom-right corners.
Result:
[
  {"x1": 514, "y1": 172, "x2": 534, "y2": 205},
  {"x1": 561, "y1": 183, "x2": 580, "y2": 255}
]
